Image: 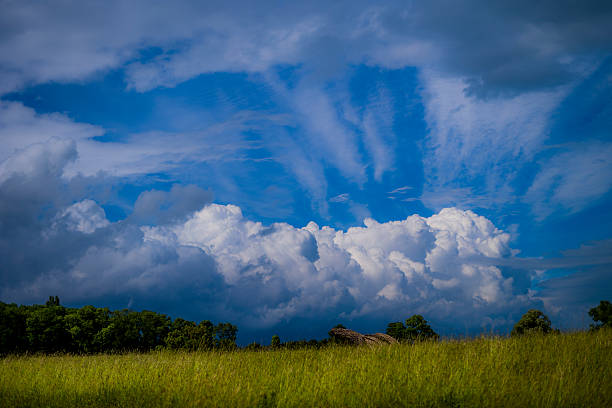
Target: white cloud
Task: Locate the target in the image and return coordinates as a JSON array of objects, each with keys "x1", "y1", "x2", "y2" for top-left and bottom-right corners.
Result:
[
  {"x1": 0, "y1": 140, "x2": 531, "y2": 330},
  {"x1": 388, "y1": 186, "x2": 413, "y2": 194},
  {"x1": 3, "y1": 1, "x2": 609, "y2": 96},
  {"x1": 276, "y1": 81, "x2": 366, "y2": 184},
  {"x1": 0, "y1": 139, "x2": 595, "y2": 335},
  {"x1": 137, "y1": 204, "x2": 526, "y2": 328},
  {"x1": 56, "y1": 200, "x2": 110, "y2": 234},
  {"x1": 525, "y1": 142, "x2": 612, "y2": 219},
  {"x1": 418, "y1": 73, "x2": 568, "y2": 209},
  {"x1": 329, "y1": 193, "x2": 349, "y2": 203},
  {"x1": 2, "y1": 141, "x2": 533, "y2": 331},
  {"x1": 0, "y1": 137, "x2": 77, "y2": 183},
  {"x1": 0, "y1": 101, "x2": 103, "y2": 164},
  {"x1": 360, "y1": 84, "x2": 396, "y2": 181},
  {"x1": 0, "y1": 101, "x2": 285, "y2": 181},
  {"x1": 2, "y1": 2, "x2": 610, "y2": 221}
]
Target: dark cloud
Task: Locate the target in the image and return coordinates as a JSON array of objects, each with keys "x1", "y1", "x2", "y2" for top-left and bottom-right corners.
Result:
[
  {"x1": 401, "y1": 0, "x2": 612, "y2": 96},
  {"x1": 1, "y1": 1, "x2": 610, "y2": 96},
  {"x1": 0, "y1": 139, "x2": 223, "y2": 311},
  {"x1": 537, "y1": 265, "x2": 612, "y2": 329},
  {"x1": 130, "y1": 184, "x2": 213, "y2": 225}
]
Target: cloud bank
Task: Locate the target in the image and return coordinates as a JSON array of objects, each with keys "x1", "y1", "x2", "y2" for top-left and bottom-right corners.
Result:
[{"x1": 0, "y1": 138, "x2": 541, "y2": 339}]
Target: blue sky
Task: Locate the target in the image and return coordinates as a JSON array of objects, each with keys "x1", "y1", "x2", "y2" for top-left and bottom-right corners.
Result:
[{"x1": 1, "y1": 0, "x2": 611, "y2": 343}]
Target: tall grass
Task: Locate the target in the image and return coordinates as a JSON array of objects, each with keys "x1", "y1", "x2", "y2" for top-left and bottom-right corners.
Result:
[{"x1": 1, "y1": 330, "x2": 610, "y2": 407}]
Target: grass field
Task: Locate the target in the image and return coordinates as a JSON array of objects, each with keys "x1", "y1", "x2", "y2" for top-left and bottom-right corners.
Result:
[{"x1": 1, "y1": 330, "x2": 610, "y2": 407}]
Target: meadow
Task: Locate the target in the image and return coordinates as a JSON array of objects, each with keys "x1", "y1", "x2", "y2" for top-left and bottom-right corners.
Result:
[{"x1": 1, "y1": 330, "x2": 610, "y2": 408}]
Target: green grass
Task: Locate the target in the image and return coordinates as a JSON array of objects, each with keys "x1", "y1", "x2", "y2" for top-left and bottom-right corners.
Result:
[{"x1": 1, "y1": 330, "x2": 610, "y2": 407}]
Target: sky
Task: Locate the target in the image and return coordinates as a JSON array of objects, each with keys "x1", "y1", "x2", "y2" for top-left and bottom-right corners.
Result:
[{"x1": 1, "y1": 0, "x2": 611, "y2": 344}]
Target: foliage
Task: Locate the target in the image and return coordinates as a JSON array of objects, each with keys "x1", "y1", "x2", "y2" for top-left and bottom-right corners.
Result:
[
  {"x1": 386, "y1": 314, "x2": 439, "y2": 342},
  {"x1": 270, "y1": 335, "x2": 280, "y2": 348},
  {"x1": 589, "y1": 300, "x2": 612, "y2": 330},
  {"x1": 511, "y1": 309, "x2": 553, "y2": 336},
  {"x1": 0, "y1": 331, "x2": 610, "y2": 408},
  {"x1": 65, "y1": 305, "x2": 110, "y2": 353},
  {"x1": 26, "y1": 305, "x2": 71, "y2": 353},
  {"x1": 386, "y1": 322, "x2": 406, "y2": 341},
  {"x1": 0, "y1": 302, "x2": 28, "y2": 354},
  {"x1": 45, "y1": 296, "x2": 60, "y2": 307},
  {"x1": 215, "y1": 322, "x2": 238, "y2": 350},
  {"x1": 0, "y1": 298, "x2": 237, "y2": 355}
]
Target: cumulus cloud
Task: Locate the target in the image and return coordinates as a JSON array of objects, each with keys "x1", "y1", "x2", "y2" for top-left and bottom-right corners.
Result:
[
  {"x1": 139, "y1": 204, "x2": 531, "y2": 330},
  {"x1": 0, "y1": 138, "x2": 539, "y2": 335},
  {"x1": 56, "y1": 200, "x2": 110, "y2": 234},
  {"x1": 2, "y1": 137, "x2": 609, "y2": 339}
]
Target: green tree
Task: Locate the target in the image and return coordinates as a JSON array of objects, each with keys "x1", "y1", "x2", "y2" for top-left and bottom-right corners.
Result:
[
  {"x1": 386, "y1": 315, "x2": 439, "y2": 342},
  {"x1": 0, "y1": 302, "x2": 29, "y2": 354},
  {"x1": 0, "y1": 299, "x2": 239, "y2": 355},
  {"x1": 215, "y1": 322, "x2": 238, "y2": 350},
  {"x1": 165, "y1": 318, "x2": 197, "y2": 350},
  {"x1": 270, "y1": 334, "x2": 281, "y2": 348},
  {"x1": 164, "y1": 319, "x2": 215, "y2": 350},
  {"x1": 45, "y1": 296, "x2": 60, "y2": 307},
  {"x1": 94, "y1": 309, "x2": 141, "y2": 351},
  {"x1": 511, "y1": 309, "x2": 553, "y2": 336},
  {"x1": 386, "y1": 322, "x2": 406, "y2": 341},
  {"x1": 64, "y1": 305, "x2": 110, "y2": 353},
  {"x1": 26, "y1": 304, "x2": 71, "y2": 353},
  {"x1": 405, "y1": 315, "x2": 438, "y2": 341},
  {"x1": 139, "y1": 310, "x2": 171, "y2": 350},
  {"x1": 194, "y1": 320, "x2": 215, "y2": 350},
  {"x1": 589, "y1": 300, "x2": 612, "y2": 330}
]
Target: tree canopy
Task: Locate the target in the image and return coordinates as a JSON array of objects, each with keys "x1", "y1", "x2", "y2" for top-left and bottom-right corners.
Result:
[
  {"x1": 589, "y1": 300, "x2": 612, "y2": 330},
  {"x1": 386, "y1": 315, "x2": 439, "y2": 342},
  {"x1": 511, "y1": 310, "x2": 553, "y2": 336},
  {"x1": 0, "y1": 298, "x2": 237, "y2": 355}
]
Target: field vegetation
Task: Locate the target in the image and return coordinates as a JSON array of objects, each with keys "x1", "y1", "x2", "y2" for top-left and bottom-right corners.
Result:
[{"x1": 1, "y1": 329, "x2": 610, "y2": 408}]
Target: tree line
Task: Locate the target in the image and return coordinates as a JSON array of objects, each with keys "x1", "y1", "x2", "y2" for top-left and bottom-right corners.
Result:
[
  {"x1": 0, "y1": 296, "x2": 237, "y2": 355},
  {"x1": 1, "y1": 297, "x2": 610, "y2": 355},
  {"x1": 382, "y1": 300, "x2": 611, "y2": 342}
]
